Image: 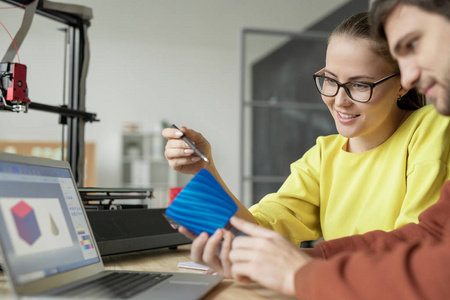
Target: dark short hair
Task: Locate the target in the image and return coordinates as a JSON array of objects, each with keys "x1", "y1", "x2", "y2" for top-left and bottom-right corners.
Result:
[
  {"x1": 369, "y1": 0, "x2": 450, "y2": 41},
  {"x1": 332, "y1": 12, "x2": 426, "y2": 110}
]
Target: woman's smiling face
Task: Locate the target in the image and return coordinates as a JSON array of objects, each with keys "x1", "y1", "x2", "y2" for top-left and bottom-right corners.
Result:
[{"x1": 323, "y1": 35, "x2": 405, "y2": 151}]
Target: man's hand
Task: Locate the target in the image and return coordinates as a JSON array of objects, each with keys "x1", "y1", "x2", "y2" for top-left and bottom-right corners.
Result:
[{"x1": 229, "y1": 217, "x2": 312, "y2": 296}]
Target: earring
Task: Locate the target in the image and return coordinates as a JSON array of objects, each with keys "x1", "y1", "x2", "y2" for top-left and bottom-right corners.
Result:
[{"x1": 397, "y1": 96, "x2": 402, "y2": 102}]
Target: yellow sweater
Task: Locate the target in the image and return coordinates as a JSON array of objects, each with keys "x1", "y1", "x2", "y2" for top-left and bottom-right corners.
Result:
[{"x1": 249, "y1": 105, "x2": 450, "y2": 246}]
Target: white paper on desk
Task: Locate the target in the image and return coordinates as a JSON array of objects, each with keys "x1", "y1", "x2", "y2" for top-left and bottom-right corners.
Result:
[{"x1": 178, "y1": 261, "x2": 210, "y2": 273}]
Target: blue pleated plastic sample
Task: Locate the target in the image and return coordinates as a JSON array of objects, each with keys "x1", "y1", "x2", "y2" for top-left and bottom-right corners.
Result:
[{"x1": 165, "y1": 169, "x2": 238, "y2": 236}]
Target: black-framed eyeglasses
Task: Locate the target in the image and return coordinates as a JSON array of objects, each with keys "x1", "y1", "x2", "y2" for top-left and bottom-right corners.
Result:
[{"x1": 313, "y1": 69, "x2": 399, "y2": 103}]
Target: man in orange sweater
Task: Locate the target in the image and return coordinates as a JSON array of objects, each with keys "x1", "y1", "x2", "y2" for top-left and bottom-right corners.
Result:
[{"x1": 218, "y1": 1, "x2": 450, "y2": 299}]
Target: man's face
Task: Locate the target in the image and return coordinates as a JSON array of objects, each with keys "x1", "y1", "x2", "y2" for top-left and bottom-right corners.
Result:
[{"x1": 384, "y1": 4, "x2": 450, "y2": 115}]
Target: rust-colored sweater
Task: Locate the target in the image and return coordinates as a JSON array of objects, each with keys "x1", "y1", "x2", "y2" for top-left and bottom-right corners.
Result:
[{"x1": 295, "y1": 180, "x2": 450, "y2": 300}]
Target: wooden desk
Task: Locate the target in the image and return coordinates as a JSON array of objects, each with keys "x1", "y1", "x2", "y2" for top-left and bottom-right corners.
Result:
[{"x1": 0, "y1": 245, "x2": 295, "y2": 300}]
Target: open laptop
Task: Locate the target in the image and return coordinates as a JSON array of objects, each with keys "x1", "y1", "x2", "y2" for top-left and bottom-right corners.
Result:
[{"x1": 0, "y1": 152, "x2": 222, "y2": 299}]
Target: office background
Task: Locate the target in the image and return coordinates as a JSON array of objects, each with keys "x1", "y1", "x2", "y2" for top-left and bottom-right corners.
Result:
[{"x1": 0, "y1": 0, "x2": 363, "y2": 205}]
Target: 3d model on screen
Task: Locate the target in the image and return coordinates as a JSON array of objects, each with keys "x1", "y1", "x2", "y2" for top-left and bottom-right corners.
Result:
[{"x1": 11, "y1": 200, "x2": 41, "y2": 245}]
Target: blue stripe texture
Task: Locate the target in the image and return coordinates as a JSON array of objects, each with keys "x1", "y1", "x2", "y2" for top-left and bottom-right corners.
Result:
[{"x1": 165, "y1": 169, "x2": 238, "y2": 235}]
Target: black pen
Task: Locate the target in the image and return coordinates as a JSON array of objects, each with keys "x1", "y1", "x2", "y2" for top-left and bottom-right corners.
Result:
[{"x1": 171, "y1": 124, "x2": 209, "y2": 163}]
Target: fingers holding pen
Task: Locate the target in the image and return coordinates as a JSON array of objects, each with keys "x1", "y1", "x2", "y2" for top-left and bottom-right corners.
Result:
[
  {"x1": 162, "y1": 126, "x2": 210, "y2": 173},
  {"x1": 165, "y1": 138, "x2": 199, "y2": 160},
  {"x1": 162, "y1": 126, "x2": 209, "y2": 149}
]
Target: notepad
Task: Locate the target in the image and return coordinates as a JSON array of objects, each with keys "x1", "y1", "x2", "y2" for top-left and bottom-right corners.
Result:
[{"x1": 178, "y1": 261, "x2": 211, "y2": 274}]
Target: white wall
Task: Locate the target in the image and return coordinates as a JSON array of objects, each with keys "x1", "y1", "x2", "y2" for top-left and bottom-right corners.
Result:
[{"x1": 0, "y1": 0, "x2": 347, "y2": 203}]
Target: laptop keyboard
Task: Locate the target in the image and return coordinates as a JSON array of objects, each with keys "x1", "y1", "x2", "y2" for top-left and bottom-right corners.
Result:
[{"x1": 53, "y1": 272, "x2": 173, "y2": 299}]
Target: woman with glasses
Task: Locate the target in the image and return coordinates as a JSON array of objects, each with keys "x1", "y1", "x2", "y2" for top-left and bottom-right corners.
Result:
[{"x1": 162, "y1": 12, "x2": 450, "y2": 274}]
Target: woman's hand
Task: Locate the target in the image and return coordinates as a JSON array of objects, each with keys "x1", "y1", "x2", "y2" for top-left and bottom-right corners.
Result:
[
  {"x1": 229, "y1": 217, "x2": 312, "y2": 296},
  {"x1": 179, "y1": 226, "x2": 234, "y2": 278},
  {"x1": 162, "y1": 126, "x2": 211, "y2": 175}
]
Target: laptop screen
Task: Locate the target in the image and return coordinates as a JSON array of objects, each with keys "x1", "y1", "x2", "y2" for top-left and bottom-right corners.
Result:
[{"x1": 0, "y1": 159, "x2": 100, "y2": 285}]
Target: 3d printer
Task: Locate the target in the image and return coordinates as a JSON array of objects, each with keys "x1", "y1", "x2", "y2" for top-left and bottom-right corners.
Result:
[
  {"x1": 0, "y1": 62, "x2": 30, "y2": 113},
  {"x1": 0, "y1": 0, "x2": 190, "y2": 256}
]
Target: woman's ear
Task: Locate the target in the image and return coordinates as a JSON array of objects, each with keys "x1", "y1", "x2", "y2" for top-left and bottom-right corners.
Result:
[{"x1": 398, "y1": 84, "x2": 409, "y2": 98}]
